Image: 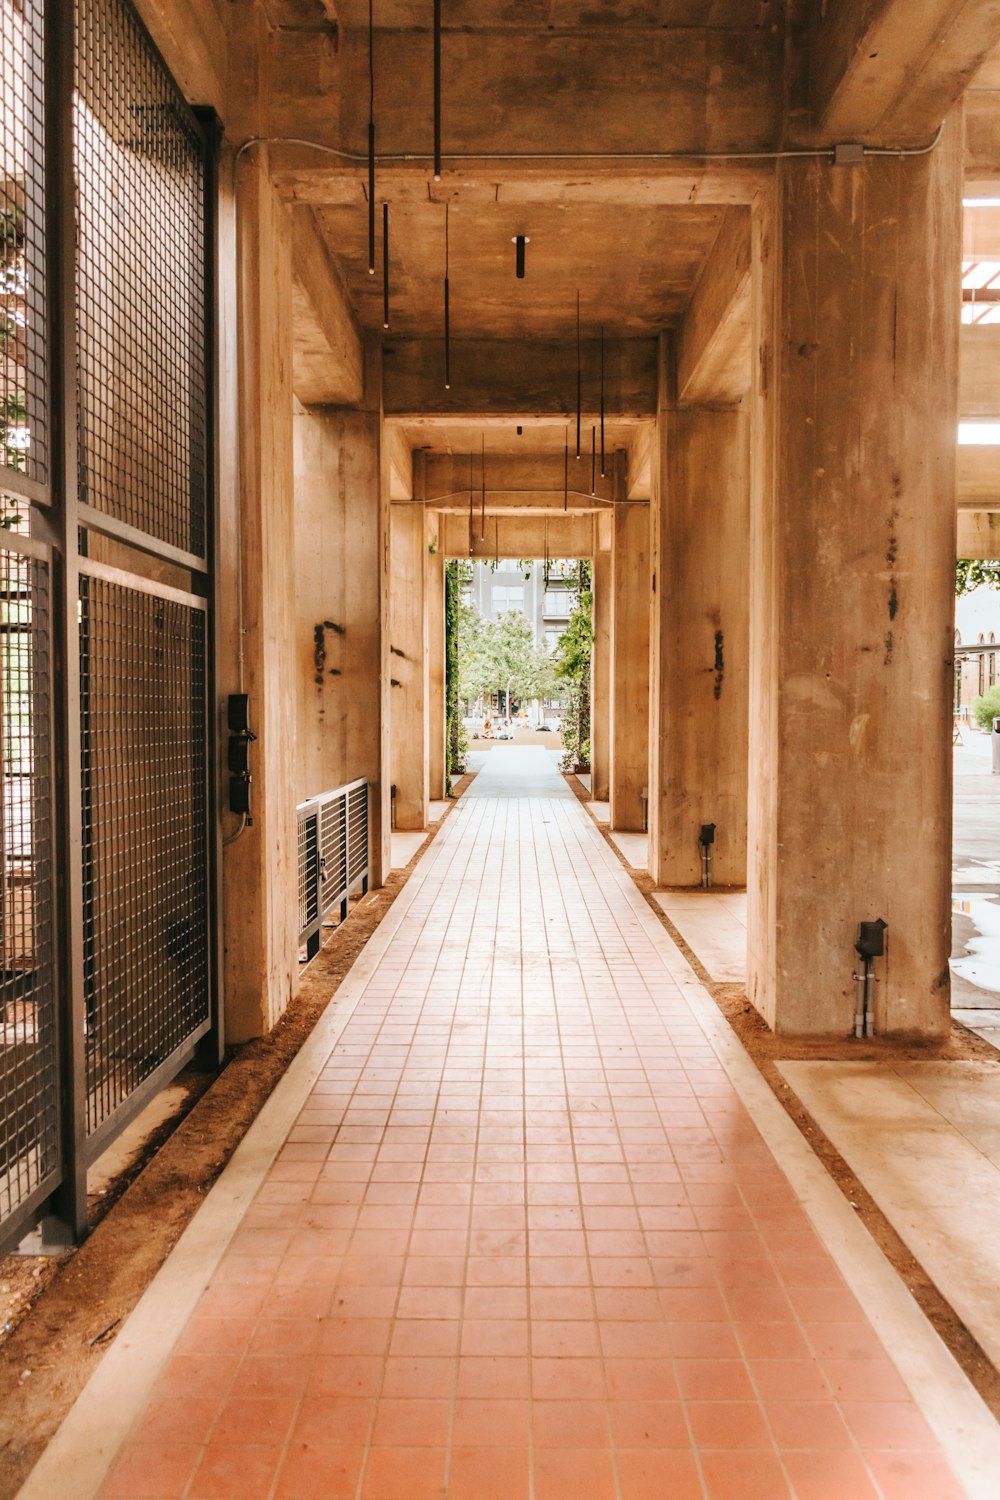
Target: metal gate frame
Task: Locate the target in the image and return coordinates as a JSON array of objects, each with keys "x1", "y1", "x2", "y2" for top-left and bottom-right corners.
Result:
[{"x1": 0, "y1": 0, "x2": 221, "y2": 1255}]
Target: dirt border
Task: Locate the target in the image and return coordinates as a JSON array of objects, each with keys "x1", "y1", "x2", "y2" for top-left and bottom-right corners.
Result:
[
  {"x1": 0, "y1": 776, "x2": 474, "y2": 1499},
  {"x1": 565, "y1": 774, "x2": 1000, "y2": 1421}
]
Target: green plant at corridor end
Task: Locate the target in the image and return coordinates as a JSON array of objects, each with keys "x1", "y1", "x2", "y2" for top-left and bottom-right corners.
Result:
[
  {"x1": 957, "y1": 560, "x2": 1000, "y2": 596},
  {"x1": 973, "y1": 683, "x2": 1000, "y2": 732},
  {"x1": 444, "y1": 559, "x2": 468, "y2": 791},
  {"x1": 554, "y1": 559, "x2": 593, "y2": 772}
]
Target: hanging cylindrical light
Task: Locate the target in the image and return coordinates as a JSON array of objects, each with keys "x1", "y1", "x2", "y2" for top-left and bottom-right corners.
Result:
[
  {"x1": 480, "y1": 433, "x2": 486, "y2": 538},
  {"x1": 564, "y1": 434, "x2": 569, "y2": 512},
  {"x1": 382, "y1": 201, "x2": 390, "y2": 329},
  {"x1": 513, "y1": 235, "x2": 529, "y2": 279},
  {"x1": 433, "y1": 0, "x2": 442, "y2": 182},
  {"x1": 468, "y1": 454, "x2": 474, "y2": 556},
  {"x1": 444, "y1": 203, "x2": 451, "y2": 389},
  {"x1": 591, "y1": 425, "x2": 596, "y2": 497},
  {"x1": 600, "y1": 325, "x2": 606, "y2": 478},
  {"x1": 575, "y1": 291, "x2": 582, "y2": 460},
  {"x1": 368, "y1": 0, "x2": 376, "y2": 276}
]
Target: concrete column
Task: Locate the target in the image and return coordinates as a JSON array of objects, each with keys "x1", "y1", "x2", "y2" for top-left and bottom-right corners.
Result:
[
  {"x1": 426, "y1": 511, "x2": 447, "y2": 802},
  {"x1": 747, "y1": 120, "x2": 962, "y2": 1037},
  {"x1": 649, "y1": 349, "x2": 750, "y2": 888},
  {"x1": 591, "y1": 532, "x2": 612, "y2": 801},
  {"x1": 222, "y1": 163, "x2": 298, "y2": 1041},
  {"x1": 389, "y1": 503, "x2": 429, "y2": 829},
  {"x1": 292, "y1": 337, "x2": 390, "y2": 890},
  {"x1": 609, "y1": 502, "x2": 651, "y2": 832}
]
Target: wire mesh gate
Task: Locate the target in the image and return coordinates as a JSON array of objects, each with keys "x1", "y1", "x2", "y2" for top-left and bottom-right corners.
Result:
[{"x1": 0, "y1": 0, "x2": 217, "y2": 1252}]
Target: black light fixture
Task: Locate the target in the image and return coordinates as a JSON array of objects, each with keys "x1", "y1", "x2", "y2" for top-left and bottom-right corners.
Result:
[
  {"x1": 368, "y1": 0, "x2": 376, "y2": 276},
  {"x1": 575, "y1": 291, "x2": 582, "y2": 460},
  {"x1": 443, "y1": 203, "x2": 450, "y2": 389},
  {"x1": 433, "y1": 0, "x2": 442, "y2": 182},
  {"x1": 480, "y1": 433, "x2": 486, "y2": 538},
  {"x1": 468, "y1": 454, "x2": 474, "y2": 556},
  {"x1": 382, "y1": 201, "x2": 390, "y2": 329},
  {"x1": 564, "y1": 433, "x2": 569, "y2": 512},
  {"x1": 591, "y1": 425, "x2": 596, "y2": 497},
  {"x1": 600, "y1": 325, "x2": 606, "y2": 478},
  {"x1": 513, "y1": 235, "x2": 529, "y2": 279}
]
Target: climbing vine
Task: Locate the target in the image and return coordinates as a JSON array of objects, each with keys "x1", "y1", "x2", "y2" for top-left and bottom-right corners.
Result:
[
  {"x1": 444, "y1": 559, "x2": 468, "y2": 789},
  {"x1": 553, "y1": 559, "x2": 593, "y2": 772},
  {"x1": 957, "y1": 559, "x2": 1000, "y2": 595}
]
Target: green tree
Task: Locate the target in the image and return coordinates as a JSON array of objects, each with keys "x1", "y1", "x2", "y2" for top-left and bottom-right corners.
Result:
[
  {"x1": 553, "y1": 561, "x2": 593, "y2": 770},
  {"x1": 957, "y1": 560, "x2": 1000, "y2": 595},
  {"x1": 973, "y1": 684, "x2": 1000, "y2": 731}
]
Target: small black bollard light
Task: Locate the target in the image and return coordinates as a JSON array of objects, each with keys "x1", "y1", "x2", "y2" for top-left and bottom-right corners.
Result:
[
  {"x1": 698, "y1": 823, "x2": 716, "y2": 888},
  {"x1": 854, "y1": 918, "x2": 887, "y2": 1038}
]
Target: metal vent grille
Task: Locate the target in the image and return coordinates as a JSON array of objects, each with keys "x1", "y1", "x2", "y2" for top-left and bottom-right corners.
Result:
[
  {"x1": 0, "y1": 544, "x2": 56, "y2": 1222},
  {"x1": 1, "y1": 0, "x2": 48, "y2": 490},
  {"x1": 320, "y1": 796, "x2": 347, "y2": 898},
  {"x1": 74, "y1": 0, "x2": 206, "y2": 557},
  {"x1": 297, "y1": 808, "x2": 319, "y2": 937},
  {"x1": 80, "y1": 574, "x2": 208, "y2": 1138},
  {"x1": 348, "y1": 782, "x2": 367, "y2": 878}
]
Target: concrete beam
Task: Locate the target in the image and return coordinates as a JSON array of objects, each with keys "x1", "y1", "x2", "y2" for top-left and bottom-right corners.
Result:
[
  {"x1": 960, "y1": 325, "x2": 1000, "y2": 418},
  {"x1": 958, "y1": 445, "x2": 1000, "y2": 507},
  {"x1": 134, "y1": 0, "x2": 229, "y2": 111},
  {"x1": 439, "y1": 512, "x2": 596, "y2": 560},
  {"x1": 291, "y1": 206, "x2": 365, "y2": 407},
  {"x1": 676, "y1": 208, "x2": 752, "y2": 406},
  {"x1": 384, "y1": 340, "x2": 657, "y2": 419},
  {"x1": 958, "y1": 510, "x2": 1000, "y2": 557},
  {"x1": 809, "y1": 0, "x2": 1000, "y2": 143},
  {"x1": 265, "y1": 24, "x2": 781, "y2": 160},
  {"x1": 422, "y1": 452, "x2": 624, "y2": 514}
]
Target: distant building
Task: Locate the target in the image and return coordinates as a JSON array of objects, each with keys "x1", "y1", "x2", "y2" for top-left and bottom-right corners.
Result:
[
  {"x1": 955, "y1": 587, "x2": 1000, "y2": 715},
  {"x1": 464, "y1": 560, "x2": 574, "y2": 654}
]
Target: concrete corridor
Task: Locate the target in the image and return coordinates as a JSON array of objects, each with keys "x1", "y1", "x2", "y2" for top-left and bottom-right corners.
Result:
[{"x1": 23, "y1": 752, "x2": 996, "y2": 1500}]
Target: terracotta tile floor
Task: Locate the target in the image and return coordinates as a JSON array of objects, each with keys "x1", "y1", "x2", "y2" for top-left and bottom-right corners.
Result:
[{"x1": 97, "y1": 753, "x2": 968, "y2": 1499}]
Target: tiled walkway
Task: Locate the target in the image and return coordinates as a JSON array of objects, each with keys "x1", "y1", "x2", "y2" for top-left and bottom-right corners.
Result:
[{"x1": 28, "y1": 752, "x2": 987, "y2": 1499}]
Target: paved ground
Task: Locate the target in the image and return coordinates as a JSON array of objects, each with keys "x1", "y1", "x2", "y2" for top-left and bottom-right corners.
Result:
[{"x1": 24, "y1": 748, "x2": 986, "y2": 1500}]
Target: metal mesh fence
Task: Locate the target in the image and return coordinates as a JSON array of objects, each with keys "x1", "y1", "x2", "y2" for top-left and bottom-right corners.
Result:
[
  {"x1": 1, "y1": 0, "x2": 48, "y2": 491},
  {"x1": 0, "y1": 542, "x2": 56, "y2": 1223},
  {"x1": 74, "y1": 0, "x2": 206, "y2": 557},
  {"x1": 80, "y1": 574, "x2": 208, "y2": 1138}
]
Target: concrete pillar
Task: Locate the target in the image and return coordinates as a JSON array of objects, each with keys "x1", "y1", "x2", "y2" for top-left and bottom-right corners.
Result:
[
  {"x1": 292, "y1": 337, "x2": 390, "y2": 890},
  {"x1": 747, "y1": 121, "x2": 962, "y2": 1038},
  {"x1": 426, "y1": 511, "x2": 447, "y2": 802},
  {"x1": 649, "y1": 350, "x2": 750, "y2": 888},
  {"x1": 610, "y1": 502, "x2": 651, "y2": 832},
  {"x1": 591, "y1": 528, "x2": 612, "y2": 801},
  {"x1": 389, "y1": 502, "x2": 429, "y2": 829},
  {"x1": 222, "y1": 163, "x2": 298, "y2": 1041}
]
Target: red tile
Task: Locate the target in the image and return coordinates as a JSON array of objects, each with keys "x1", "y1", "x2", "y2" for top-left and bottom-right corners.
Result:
[
  {"x1": 292, "y1": 1396, "x2": 374, "y2": 1446},
  {"x1": 531, "y1": 1358, "x2": 605, "y2": 1400},
  {"x1": 700, "y1": 1450, "x2": 794, "y2": 1500},
  {"x1": 840, "y1": 1400, "x2": 938, "y2": 1451},
  {"x1": 371, "y1": 1399, "x2": 451, "y2": 1447},
  {"x1": 390, "y1": 1320, "x2": 461, "y2": 1357},
  {"x1": 783, "y1": 1451, "x2": 882, "y2": 1500},
  {"x1": 766, "y1": 1400, "x2": 854, "y2": 1450},
  {"x1": 461, "y1": 1320, "x2": 529, "y2": 1356},
  {"x1": 747, "y1": 1359, "x2": 831, "y2": 1402},
  {"x1": 447, "y1": 1446, "x2": 530, "y2": 1500},
  {"x1": 675, "y1": 1359, "x2": 754, "y2": 1402},
  {"x1": 533, "y1": 1400, "x2": 610, "y2": 1448},
  {"x1": 230, "y1": 1355, "x2": 313, "y2": 1400},
  {"x1": 304, "y1": 1355, "x2": 383, "y2": 1399},
  {"x1": 531, "y1": 1321, "x2": 600, "y2": 1358},
  {"x1": 188, "y1": 1444, "x2": 282, "y2": 1498},
  {"x1": 132, "y1": 1396, "x2": 216, "y2": 1447},
  {"x1": 615, "y1": 1450, "x2": 704, "y2": 1500},
  {"x1": 101, "y1": 1443, "x2": 201, "y2": 1499},
  {"x1": 533, "y1": 1448, "x2": 617, "y2": 1500},
  {"x1": 605, "y1": 1358, "x2": 679, "y2": 1401},
  {"x1": 274, "y1": 1440, "x2": 367, "y2": 1500},
  {"x1": 362, "y1": 1445, "x2": 447, "y2": 1499},
  {"x1": 457, "y1": 1356, "x2": 531, "y2": 1399},
  {"x1": 452, "y1": 1399, "x2": 531, "y2": 1447},
  {"x1": 609, "y1": 1400, "x2": 688, "y2": 1449},
  {"x1": 687, "y1": 1401, "x2": 773, "y2": 1450},
  {"x1": 396, "y1": 1286, "x2": 463, "y2": 1320},
  {"x1": 211, "y1": 1395, "x2": 298, "y2": 1445}
]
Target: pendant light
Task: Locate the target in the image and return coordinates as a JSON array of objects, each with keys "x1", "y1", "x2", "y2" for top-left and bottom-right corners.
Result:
[
  {"x1": 575, "y1": 291, "x2": 582, "y2": 460},
  {"x1": 368, "y1": 0, "x2": 376, "y2": 276},
  {"x1": 600, "y1": 325, "x2": 606, "y2": 478},
  {"x1": 443, "y1": 203, "x2": 451, "y2": 389},
  {"x1": 433, "y1": 0, "x2": 442, "y2": 182},
  {"x1": 382, "y1": 202, "x2": 390, "y2": 329}
]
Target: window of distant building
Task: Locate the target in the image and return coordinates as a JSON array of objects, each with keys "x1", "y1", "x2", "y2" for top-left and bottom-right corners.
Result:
[
  {"x1": 492, "y1": 584, "x2": 524, "y2": 614},
  {"x1": 543, "y1": 590, "x2": 571, "y2": 617}
]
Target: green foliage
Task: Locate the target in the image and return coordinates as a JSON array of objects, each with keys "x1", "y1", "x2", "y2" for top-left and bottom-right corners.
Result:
[
  {"x1": 957, "y1": 560, "x2": 1000, "y2": 595},
  {"x1": 444, "y1": 560, "x2": 466, "y2": 788},
  {"x1": 553, "y1": 560, "x2": 593, "y2": 771},
  {"x1": 458, "y1": 605, "x2": 555, "y2": 710},
  {"x1": 973, "y1": 683, "x2": 1000, "y2": 732}
]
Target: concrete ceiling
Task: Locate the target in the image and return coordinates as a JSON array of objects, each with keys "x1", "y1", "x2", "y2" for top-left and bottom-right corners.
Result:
[
  {"x1": 329, "y1": 2, "x2": 761, "y2": 27},
  {"x1": 314, "y1": 200, "x2": 726, "y2": 340}
]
